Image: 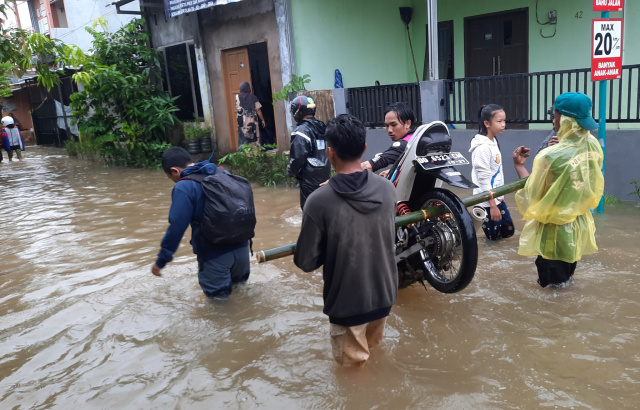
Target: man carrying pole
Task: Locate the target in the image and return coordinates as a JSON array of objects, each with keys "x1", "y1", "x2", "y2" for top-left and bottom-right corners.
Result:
[{"x1": 293, "y1": 114, "x2": 398, "y2": 367}]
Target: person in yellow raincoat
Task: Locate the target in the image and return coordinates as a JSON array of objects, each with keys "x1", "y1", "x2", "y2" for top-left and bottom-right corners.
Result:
[{"x1": 512, "y1": 92, "x2": 604, "y2": 288}]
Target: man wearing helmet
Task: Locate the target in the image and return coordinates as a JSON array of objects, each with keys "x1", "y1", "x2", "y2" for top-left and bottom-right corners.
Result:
[
  {"x1": 1, "y1": 116, "x2": 25, "y2": 162},
  {"x1": 287, "y1": 95, "x2": 331, "y2": 209}
]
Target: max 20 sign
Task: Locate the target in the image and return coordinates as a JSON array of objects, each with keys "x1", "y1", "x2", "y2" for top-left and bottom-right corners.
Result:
[{"x1": 591, "y1": 19, "x2": 623, "y2": 81}]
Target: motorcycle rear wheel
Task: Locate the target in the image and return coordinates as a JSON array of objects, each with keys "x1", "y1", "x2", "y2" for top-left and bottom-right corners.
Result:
[{"x1": 410, "y1": 188, "x2": 478, "y2": 293}]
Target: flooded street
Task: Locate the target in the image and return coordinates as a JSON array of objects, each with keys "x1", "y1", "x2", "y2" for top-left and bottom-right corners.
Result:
[{"x1": 1, "y1": 147, "x2": 640, "y2": 409}]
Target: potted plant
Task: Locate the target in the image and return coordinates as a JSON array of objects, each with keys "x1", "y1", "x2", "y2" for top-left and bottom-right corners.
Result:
[
  {"x1": 184, "y1": 121, "x2": 202, "y2": 154},
  {"x1": 199, "y1": 124, "x2": 213, "y2": 154}
]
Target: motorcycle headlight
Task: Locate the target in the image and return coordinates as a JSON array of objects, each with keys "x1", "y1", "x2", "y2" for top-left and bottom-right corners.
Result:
[{"x1": 415, "y1": 123, "x2": 453, "y2": 156}]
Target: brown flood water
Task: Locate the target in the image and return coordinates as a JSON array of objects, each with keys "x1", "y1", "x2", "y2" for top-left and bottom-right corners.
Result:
[{"x1": 1, "y1": 146, "x2": 640, "y2": 409}]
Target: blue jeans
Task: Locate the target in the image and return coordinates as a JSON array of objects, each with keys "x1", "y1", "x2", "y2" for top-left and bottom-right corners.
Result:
[{"x1": 197, "y1": 246, "x2": 250, "y2": 298}]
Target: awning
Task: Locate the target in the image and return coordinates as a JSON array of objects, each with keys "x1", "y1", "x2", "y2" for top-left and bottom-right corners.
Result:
[
  {"x1": 8, "y1": 74, "x2": 39, "y2": 91},
  {"x1": 163, "y1": 0, "x2": 245, "y2": 20},
  {"x1": 111, "y1": 0, "x2": 143, "y2": 15}
]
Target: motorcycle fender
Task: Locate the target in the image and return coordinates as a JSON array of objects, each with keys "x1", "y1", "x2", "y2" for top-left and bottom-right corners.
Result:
[{"x1": 418, "y1": 166, "x2": 477, "y2": 189}]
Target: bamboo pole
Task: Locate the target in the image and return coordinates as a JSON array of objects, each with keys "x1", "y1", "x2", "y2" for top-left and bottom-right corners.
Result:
[{"x1": 255, "y1": 177, "x2": 528, "y2": 263}]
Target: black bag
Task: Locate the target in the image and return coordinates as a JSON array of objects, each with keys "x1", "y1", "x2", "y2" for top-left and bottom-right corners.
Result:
[{"x1": 183, "y1": 168, "x2": 256, "y2": 245}]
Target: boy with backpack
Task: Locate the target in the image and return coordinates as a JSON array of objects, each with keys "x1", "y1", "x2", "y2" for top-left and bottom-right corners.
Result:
[{"x1": 152, "y1": 147, "x2": 255, "y2": 298}]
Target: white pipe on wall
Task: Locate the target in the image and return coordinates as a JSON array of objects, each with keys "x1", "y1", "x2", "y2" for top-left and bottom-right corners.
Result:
[{"x1": 426, "y1": 0, "x2": 439, "y2": 81}]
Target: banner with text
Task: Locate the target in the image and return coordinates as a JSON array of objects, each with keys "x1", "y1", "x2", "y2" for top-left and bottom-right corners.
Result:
[
  {"x1": 593, "y1": 0, "x2": 623, "y2": 12},
  {"x1": 164, "y1": 0, "x2": 244, "y2": 19},
  {"x1": 591, "y1": 18, "x2": 623, "y2": 81}
]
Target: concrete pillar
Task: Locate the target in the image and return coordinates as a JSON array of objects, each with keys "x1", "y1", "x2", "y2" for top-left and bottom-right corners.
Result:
[
  {"x1": 420, "y1": 80, "x2": 445, "y2": 123},
  {"x1": 332, "y1": 88, "x2": 348, "y2": 116},
  {"x1": 274, "y1": 0, "x2": 296, "y2": 135},
  {"x1": 195, "y1": 45, "x2": 214, "y2": 129}
]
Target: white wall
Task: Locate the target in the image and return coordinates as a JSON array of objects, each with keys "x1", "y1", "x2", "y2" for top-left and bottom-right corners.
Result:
[
  {"x1": 2, "y1": 2, "x2": 20, "y2": 29},
  {"x1": 49, "y1": 0, "x2": 142, "y2": 52}
]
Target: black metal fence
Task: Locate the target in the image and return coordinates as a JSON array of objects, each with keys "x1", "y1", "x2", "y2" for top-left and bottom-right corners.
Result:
[
  {"x1": 347, "y1": 82, "x2": 422, "y2": 127},
  {"x1": 444, "y1": 64, "x2": 640, "y2": 125}
]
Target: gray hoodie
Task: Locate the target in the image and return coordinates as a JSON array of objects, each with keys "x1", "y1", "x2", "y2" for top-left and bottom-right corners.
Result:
[{"x1": 294, "y1": 171, "x2": 398, "y2": 326}]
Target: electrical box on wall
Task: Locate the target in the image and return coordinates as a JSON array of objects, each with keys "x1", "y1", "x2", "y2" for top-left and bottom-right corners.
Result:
[{"x1": 548, "y1": 10, "x2": 557, "y2": 24}]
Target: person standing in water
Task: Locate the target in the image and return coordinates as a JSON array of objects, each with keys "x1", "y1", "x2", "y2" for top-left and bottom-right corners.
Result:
[
  {"x1": 1, "y1": 116, "x2": 25, "y2": 162},
  {"x1": 512, "y1": 92, "x2": 604, "y2": 289},
  {"x1": 287, "y1": 95, "x2": 330, "y2": 209},
  {"x1": 152, "y1": 147, "x2": 251, "y2": 298},
  {"x1": 294, "y1": 114, "x2": 398, "y2": 367},
  {"x1": 469, "y1": 104, "x2": 515, "y2": 240}
]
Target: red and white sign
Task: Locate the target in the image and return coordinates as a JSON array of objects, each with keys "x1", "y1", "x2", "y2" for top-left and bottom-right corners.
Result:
[
  {"x1": 593, "y1": 0, "x2": 623, "y2": 12},
  {"x1": 591, "y1": 19, "x2": 623, "y2": 81}
]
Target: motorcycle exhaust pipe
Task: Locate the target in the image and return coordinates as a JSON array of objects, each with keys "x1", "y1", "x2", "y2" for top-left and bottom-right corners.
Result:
[{"x1": 470, "y1": 206, "x2": 487, "y2": 231}]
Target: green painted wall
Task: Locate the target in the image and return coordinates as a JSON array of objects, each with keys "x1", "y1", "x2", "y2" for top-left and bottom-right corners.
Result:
[
  {"x1": 427, "y1": 0, "x2": 629, "y2": 77},
  {"x1": 290, "y1": 0, "x2": 416, "y2": 90},
  {"x1": 292, "y1": 0, "x2": 635, "y2": 89}
]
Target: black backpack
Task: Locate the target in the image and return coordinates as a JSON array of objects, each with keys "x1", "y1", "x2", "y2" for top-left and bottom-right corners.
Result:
[{"x1": 183, "y1": 167, "x2": 256, "y2": 245}]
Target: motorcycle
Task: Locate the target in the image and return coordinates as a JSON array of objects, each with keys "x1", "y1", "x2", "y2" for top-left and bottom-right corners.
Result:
[{"x1": 387, "y1": 121, "x2": 478, "y2": 293}]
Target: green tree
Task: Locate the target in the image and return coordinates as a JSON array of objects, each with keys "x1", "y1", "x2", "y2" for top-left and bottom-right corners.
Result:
[
  {"x1": 0, "y1": 1, "x2": 86, "y2": 90},
  {"x1": 70, "y1": 18, "x2": 178, "y2": 167},
  {"x1": 0, "y1": 62, "x2": 13, "y2": 111}
]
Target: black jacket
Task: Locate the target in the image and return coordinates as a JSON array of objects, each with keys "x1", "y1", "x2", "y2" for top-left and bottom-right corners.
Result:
[
  {"x1": 287, "y1": 117, "x2": 330, "y2": 208},
  {"x1": 369, "y1": 131, "x2": 414, "y2": 172}
]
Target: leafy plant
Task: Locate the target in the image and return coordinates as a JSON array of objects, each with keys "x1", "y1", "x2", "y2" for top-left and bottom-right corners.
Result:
[
  {"x1": 64, "y1": 131, "x2": 169, "y2": 168},
  {"x1": 629, "y1": 179, "x2": 640, "y2": 201},
  {"x1": 0, "y1": 62, "x2": 13, "y2": 99},
  {"x1": 219, "y1": 144, "x2": 296, "y2": 187},
  {"x1": 184, "y1": 116, "x2": 212, "y2": 139},
  {"x1": 604, "y1": 193, "x2": 621, "y2": 204},
  {"x1": 0, "y1": 2, "x2": 87, "y2": 91},
  {"x1": 69, "y1": 18, "x2": 179, "y2": 168},
  {"x1": 64, "y1": 138, "x2": 101, "y2": 161},
  {"x1": 272, "y1": 74, "x2": 311, "y2": 104}
]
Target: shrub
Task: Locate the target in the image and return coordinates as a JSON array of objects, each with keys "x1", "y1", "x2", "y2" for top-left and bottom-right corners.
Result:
[
  {"x1": 184, "y1": 117, "x2": 212, "y2": 140},
  {"x1": 65, "y1": 138, "x2": 169, "y2": 169},
  {"x1": 64, "y1": 139, "x2": 101, "y2": 162},
  {"x1": 604, "y1": 193, "x2": 621, "y2": 204},
  {"x1": 629, "y1": 179, "x2": 640, "y2": 202},
  {"x1": 69, "y1": 18, "x2": 179, "y2": 168},
  {"x1": 219, "y1": 145, "x2": 296, "y2": 187}
]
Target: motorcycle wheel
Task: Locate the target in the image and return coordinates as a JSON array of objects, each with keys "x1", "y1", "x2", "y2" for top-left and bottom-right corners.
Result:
[{"x1": 409, "y1": 188, "x2": 478, "y2": 293}]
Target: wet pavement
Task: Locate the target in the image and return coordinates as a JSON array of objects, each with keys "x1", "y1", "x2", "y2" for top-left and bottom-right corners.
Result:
[{"x1": 1, "y1": 146, "x2": 639, "y2": 409}]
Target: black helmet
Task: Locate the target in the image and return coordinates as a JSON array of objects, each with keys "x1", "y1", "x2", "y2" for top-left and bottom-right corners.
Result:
[{"x1": 290, "y1": 95, "x2": 316, "y2": 121}]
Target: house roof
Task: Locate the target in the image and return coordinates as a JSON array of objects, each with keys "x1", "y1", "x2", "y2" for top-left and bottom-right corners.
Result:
[{"x1": 9, "y1": 74, "x2": 39, "y2": 90}]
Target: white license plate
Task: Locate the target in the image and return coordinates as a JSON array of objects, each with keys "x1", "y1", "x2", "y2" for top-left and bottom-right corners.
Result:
[{"x1": 415, "y1": 152, "x2": 470, "y2": 170}]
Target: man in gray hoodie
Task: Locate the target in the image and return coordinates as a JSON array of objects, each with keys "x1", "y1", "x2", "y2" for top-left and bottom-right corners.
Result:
[{"x1": 294, "y1": 114, "x2": 398, "y2": 367}]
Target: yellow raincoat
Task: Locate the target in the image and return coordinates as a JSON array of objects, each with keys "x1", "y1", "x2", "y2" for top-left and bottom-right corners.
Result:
[{"x1": 515, "y1": 115, "x2": 604, "y2": 263}]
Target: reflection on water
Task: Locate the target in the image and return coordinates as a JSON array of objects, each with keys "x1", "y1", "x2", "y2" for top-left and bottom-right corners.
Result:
[{"x1": 1, "y1": 147, "x2": 639, "y2": 408}]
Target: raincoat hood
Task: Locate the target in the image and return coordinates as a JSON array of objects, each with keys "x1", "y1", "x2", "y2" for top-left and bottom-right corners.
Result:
[
  {"x1": 469, "y1": 134, "x2": 497, "y2": 153},
  {"x1": 328, "y1": 171, "x2": 382, "y2": 214},
  {"x1": 556, "y1": 115, "x2": 591, "y2": 145},
  {"x1": 180, "y1": 161, "x2": 217, "y2": 178}
]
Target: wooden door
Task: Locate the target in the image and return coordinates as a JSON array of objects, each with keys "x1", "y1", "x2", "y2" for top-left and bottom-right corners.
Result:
[
  {"x1": 464, "y1": 9, "x2": 528, "y2": 125},
  {"x1": 221, "y1": 47, "x2": 252, "y2": 150}
]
